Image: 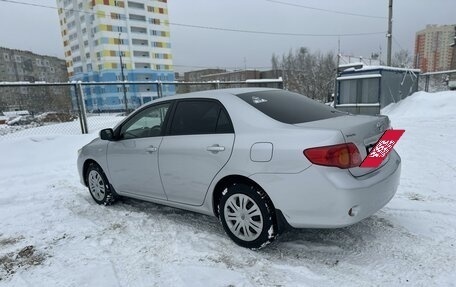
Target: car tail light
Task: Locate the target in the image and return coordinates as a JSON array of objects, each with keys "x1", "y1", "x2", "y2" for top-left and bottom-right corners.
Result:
[{"x1": 303, "y1": 143, "x2": 362, "y2": 169}]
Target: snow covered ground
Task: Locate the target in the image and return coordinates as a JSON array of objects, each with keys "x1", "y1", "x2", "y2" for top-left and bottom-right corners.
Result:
[
  {"x1": 0, "y1": 91, "x2": 455, "y2": 286},
  {"x1": 0, "y1": 115, "x2": 123, "y2": 138}
]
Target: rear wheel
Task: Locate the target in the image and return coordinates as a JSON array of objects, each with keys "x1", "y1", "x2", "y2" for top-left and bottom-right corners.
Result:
[
  {"x1": 219, "y1": 183, "x2": 277, "y2": 249},
  {"x1": 85, "y1": 162, "x2": 116, "y2": 205}
]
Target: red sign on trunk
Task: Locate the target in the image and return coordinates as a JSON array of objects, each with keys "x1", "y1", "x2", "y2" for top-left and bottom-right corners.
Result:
[{"x1": 360, "y1": 129, "x2": 405, "y2": 168}]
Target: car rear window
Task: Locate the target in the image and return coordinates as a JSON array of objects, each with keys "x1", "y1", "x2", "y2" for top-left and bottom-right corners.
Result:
[{"x1": 236, "y1": 90, "x2": 345, "y2": 124}]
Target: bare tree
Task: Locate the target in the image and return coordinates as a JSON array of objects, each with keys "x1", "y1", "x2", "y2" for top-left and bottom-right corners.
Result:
[
  {"x1": 273, "y1": 47, "x2": 336, "y2": 102},
  {"x1": 392, "y1": 49, "x2": 413, "y2": 68},
  {"x1": 271, "y1": 53, "x2": 281, "y2": 78}
]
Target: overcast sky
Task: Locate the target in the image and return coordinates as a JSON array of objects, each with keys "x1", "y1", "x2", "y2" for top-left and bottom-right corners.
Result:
[{"x1": 0, "y1": 0, "x2": 455, "y2": 73}]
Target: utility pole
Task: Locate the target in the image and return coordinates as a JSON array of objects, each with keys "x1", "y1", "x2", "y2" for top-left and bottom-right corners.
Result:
[
  {"x1": 333, "y1": 37, "x2": 341, "y2": 105},
  {"x1": 118, "y1": 33, "x2": 128, "y2": 114},
  {"x1": 386, "y1": 0, "x2": 393, "y2": 66}
]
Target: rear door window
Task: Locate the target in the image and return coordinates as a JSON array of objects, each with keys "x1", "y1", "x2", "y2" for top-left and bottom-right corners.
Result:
[
  {"x1": 169, "y1": 100, "x2": 233, "y2": 135},
  {"x1": 236, "y1": 90, "x2": 345, "y2": 124}
]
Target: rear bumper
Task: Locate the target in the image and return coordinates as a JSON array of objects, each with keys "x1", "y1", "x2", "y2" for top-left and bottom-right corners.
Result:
[{"x1": 250, "y1": 150, "x2": 401, "y2": 228}]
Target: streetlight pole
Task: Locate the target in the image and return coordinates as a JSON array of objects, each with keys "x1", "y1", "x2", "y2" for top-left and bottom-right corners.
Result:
[{"x1": 118, "y1": 33, "x2": 128, "y2": 113}]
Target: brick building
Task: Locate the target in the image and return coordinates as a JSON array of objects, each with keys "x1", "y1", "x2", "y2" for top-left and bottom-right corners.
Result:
[{"x1": 414, "y1": 24, "x2": 455, "y2": 72}]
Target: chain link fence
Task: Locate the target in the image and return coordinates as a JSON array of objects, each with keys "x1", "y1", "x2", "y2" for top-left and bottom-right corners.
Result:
[
  {"x1": 0, "y1": 79, "x2": 282, "y2": 140},
  {"x1": 419, "y1": 70, "x2": 456, "y2": 92}
]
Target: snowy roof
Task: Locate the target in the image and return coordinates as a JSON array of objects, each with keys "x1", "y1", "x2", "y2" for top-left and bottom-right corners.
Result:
[
  {"x1": 245, "y1": 77, "x2": 282, "y2": 83},
  {"x1": 341, "y1": 65, "x2": 421, "y2": 73},
  {"x1": 337, "y1": 74, "x2": 382, "y2": 81},
  {"x1": 338, "y1": 62, "x2": 364, "y2": 69}
]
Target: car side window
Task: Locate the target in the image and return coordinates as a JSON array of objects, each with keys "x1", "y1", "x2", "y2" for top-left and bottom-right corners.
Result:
[
  {"x1": 120, "y1": 103, "x2": 171, "y2": 140},
  {"x1": 169, "y1": 100, "x2": 233, "y2": 135}
]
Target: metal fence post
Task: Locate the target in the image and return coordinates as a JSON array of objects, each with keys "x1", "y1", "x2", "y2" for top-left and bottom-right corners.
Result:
[
  {"x1": 157, "y1": 82, "x2": 163, "y2": 98},
  {"x1": 77, "y1": 82, "x2": 89, "y2": 134},
  {"x1": 74, "y1": 84, "x2": 85, "y2": 134},
  {"x1": 425, "y1": 75, "x2": 430, "y2": 92}
]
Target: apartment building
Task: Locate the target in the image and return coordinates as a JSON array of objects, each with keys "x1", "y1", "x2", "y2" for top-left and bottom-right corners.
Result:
[
  {"x1": 414, "y1": 24, "x2": 455, "y2": 72},
  {"x1": 56, "y1": 0, "x2": 174, "y2": 111},
  {"x1": 0, "y1": 47, "x2": 70, "y2": 113}
]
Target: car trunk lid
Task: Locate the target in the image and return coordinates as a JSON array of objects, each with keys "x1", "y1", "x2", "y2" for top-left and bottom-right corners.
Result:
[{"x1": 295, "y1": 114, "x2": 390, "y2": 177}]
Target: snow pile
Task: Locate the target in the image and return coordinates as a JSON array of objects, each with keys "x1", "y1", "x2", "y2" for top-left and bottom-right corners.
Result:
[
  {"x1": 382, "y1": 91, "x2": 456, "y2": 118},
  {"x1": 0, "y1": 91, "x2": 455, "y2": 286}
]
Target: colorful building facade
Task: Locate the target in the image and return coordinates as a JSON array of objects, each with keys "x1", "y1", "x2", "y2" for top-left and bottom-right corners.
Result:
[{"x1": 56, "y1": 0, "x2": 174, "y2": 111}]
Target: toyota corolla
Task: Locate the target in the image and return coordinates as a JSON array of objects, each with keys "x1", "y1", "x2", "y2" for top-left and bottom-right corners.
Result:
[{"x1": 77, "y1": 88, "x2": 401, "y2": 249}]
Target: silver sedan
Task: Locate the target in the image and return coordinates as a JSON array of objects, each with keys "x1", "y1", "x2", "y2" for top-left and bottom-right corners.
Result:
[{"x1": 77, "y1": 88, "x2": 401, "y2": 249}]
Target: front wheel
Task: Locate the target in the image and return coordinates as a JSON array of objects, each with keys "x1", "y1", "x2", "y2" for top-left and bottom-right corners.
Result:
[
  {"x1": 85, "y1": 162, "x2": 116, "y2": 205},
  {"x1": 219, "y1": 183, "x2": 277, "y2": 249}
]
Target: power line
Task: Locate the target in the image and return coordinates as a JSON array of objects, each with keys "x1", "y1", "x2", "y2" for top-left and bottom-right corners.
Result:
[
  {"x1": 392, "y1": 36, "x2": 406, "y2": 51},
  {"x1": 173, "y1": 64, "x2": 273, "y2": 70},
  {"x1": 0, "y1": 0, "x2": 386, "y2": 37},
  {"x1": 263, "y1": 0, "x2": 387, "y2": 19},
  {"x1": 170, "y1": 22, "x2": 385, "y2": 37}
]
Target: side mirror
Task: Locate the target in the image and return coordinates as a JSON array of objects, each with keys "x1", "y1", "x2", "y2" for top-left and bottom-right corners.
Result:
[{"x1": 100, "y1": 128, "x2": 115, "y2": 141}]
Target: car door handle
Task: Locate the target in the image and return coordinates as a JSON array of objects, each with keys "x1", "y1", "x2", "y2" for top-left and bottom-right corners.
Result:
[
  {"x1": 207, "y1": 144, "x2": 225, "y2": 153},
  {"x1": 146, "y1": 146, "x2": 158, "y2": 153}
]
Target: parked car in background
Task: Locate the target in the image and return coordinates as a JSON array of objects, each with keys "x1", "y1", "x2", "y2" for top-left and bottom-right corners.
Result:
[
  {"x1": 37, "y1": 112, "x2": 77, "y2": 123},
  {"x1": 3, "y1": 110, "x2": 34, "y2": 126},
  {"x1": 77, "y1": 88, "x2": 401, "y2": 249},
  {"x1": 0, "y1": 112, "x2": 7, "y2": 125},
  {"x1": 449, "y1": 80, "x2": 456, "y2": 91}
]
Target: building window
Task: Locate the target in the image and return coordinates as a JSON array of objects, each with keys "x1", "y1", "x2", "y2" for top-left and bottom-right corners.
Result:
[
  {"x1": 115, "y1": 1, "x2": 125, "y2": 8},
  {"x1": 129, "y1": 14, "x2": 146, "y2": 22},
  {"x1": 127, "y1": 1, "x2": 144, "y2": 9},
  {"x1": 3, "y1": 53, "x2": 10, "y2": 61},
  {"x1": 14, "y1": 55, "x2": 22, "y2": 63},
  {"x1": 150, "y1": 18, "x2": 160, "y2": 25},
  {"x1": 117, "y1": 87, "x2": 129, "y2": 92}
]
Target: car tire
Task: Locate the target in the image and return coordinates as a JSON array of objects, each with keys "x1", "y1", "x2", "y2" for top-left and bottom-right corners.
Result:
[
  {"x1": 219, "y1": 183, "x2": 277, "y2": 249},
  {"x1": 85, "y1": 162, "x2": 117, "y2": 205}
]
